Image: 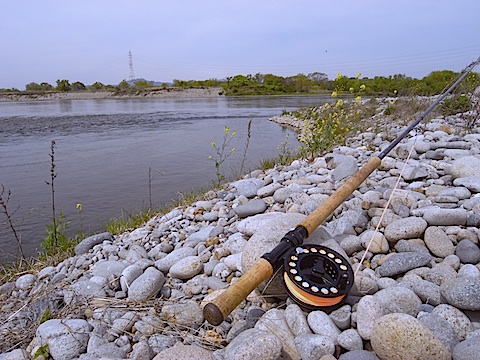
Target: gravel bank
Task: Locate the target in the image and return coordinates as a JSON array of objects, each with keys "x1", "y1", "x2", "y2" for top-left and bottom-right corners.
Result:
[{"x1": 0, "y1": 88, "x2": 223, "y2": 102}]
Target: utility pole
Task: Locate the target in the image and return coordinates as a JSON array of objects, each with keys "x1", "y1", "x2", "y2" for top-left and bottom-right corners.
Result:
[{"x1": 128, "y1": 50, "x2": 135, "y2": 81}]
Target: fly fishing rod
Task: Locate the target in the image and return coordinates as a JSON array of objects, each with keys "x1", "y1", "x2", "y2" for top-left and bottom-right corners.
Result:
[{"x1": 204, "y1": 56, "x2": 480, "y2": 326}]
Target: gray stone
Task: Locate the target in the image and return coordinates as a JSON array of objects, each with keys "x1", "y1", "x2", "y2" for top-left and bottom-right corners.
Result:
[
  {"x1": 128, "y1": 267, "x2": 166, "y2": 301},
  {"x1": 152, "y1": 342, "x2": 215, "y2": 360},
  {"x1": 418, "y1": 312, "x2": 460, "y2": 352},
  {"x1": 74, "y1": 232, "x2": 113, "y2": 255},
  {"x1": 130, "y1": 341, "x2": 155, "y2": 360},
  {"x1": 450, "y1": 156, "x2": 480, "y2": 178},
  {"x1": 160, "y1": 301, "x2": 204, "y2": 327},
  {"x1": 438, "y1": 187, "x2": 472, "y2": 199},
  {"x1": 370, "y1": 313, "x2": 451, "y2": 360},
  {"x1": 424, "y1": 227, "x2": 455, "y2": 258},
  {"x1": 360, "y1": 230, "x2": 389, "y2": 254},
  {"x1": 222, "y1": 328, "x2": 282, "y2": 360},
  {"x1": 273, "y1": 184, "x2": 304, "y2": 203},
  {"x1": 168, "y1": 256, "x2": 203, "y2": 280},
  {"x1": 67, "y1": 280, "x2": 107, "y2": 303},
  {"x1": 373, "y1": 286, "x2": 422, "y2": 317},
  {"x1": 458, "y1": 264, "x2": 480, "y2": 278},
  {"x1": 384, "y1": 217, "x2": 428, "y2": 242},
  {"x1": 154, "y1": 247, "x2": 196, "y2": 273},
  {"x1": 15, "y1": 274, "x2": 36, "y2": 290},
  {"x1": 402, "y1": 165, "x2": 430, "y2": 181},
  {"x1": 148, "y1": 334, "x2": 177, "y2": 353},
  {"x1": 1, "y1": 349, "x2": 29, "y2": 360},
  {"x1": 412, "y1": 279, "x2": 442, "y2": 306},
  {"x1": 0, "y1": 281, "x2": 14, "y2": 295},
  {"x1": 356, "y1": 295, "x2": 385, "y2": 340},
  {"x1": 432, "y1": 304, "x2": 473, "y2": 341},
  {"x1": 337, "y1": 329, "x2": 363, "y2": 351},
  {"x1": 453, "y1": 176, "x2": 480, "y2": 192},
  {"x1": 92, "y1": 260, "x2": 129, "y2": 279},
  {"x1": 455, "y1": 239, "x2": 480, "y2": 264},
  {"x1": 440, "y1": 277, "x2": 480, "y2": 311},
  {"x1": 36, "y1": 319, "x2": 92, "y2": 360},
  {"x1": 285, "y1": 304, "x2": 312, "y2": 336},
  {"x1": 120, "y1": 265, "x2": 143, "y2": 293},
  {"x1": 452, "y1": 336, "x2": 480, "y2": 360},
  {"x1": 377, "y1": 252, "x2": 432, "y2": 277},
  {"x1": 326, "y1": 154, "x2": 358, "y2": 182},
  {"x1": 340, "y1": 235, "x2": 363, "y2": 255},
  {"x1": 109, "y1": 311, "x2": 137, "y2": 336},
  {"x1": 255, "y1": 309, "x2": 299, "y2": 360},
  {"x1": 338, "y1": 350, "x2": 380, "y2": 360},
  {"x1": 294, "y1": 334, "x2": 336, "y2": 360},
  {"x1": 230, "y1": 178, "x2": 265, "y2": 198},
  {"x1": 234, "y1": 199, "x2": 267, "y2": 218},
  {"x1": 422, "y1": 208, "x2": 468, "y2": 226},
  {"x1": 307, "y1": 311, "x2": 341, "y2": 343},
  {"x1": 329, "y1": 304, "x2": 352, "y2": 330},
  {"x1": 188, "y1": 225, "x2": 215, "y2": 244},
  {"x1": 257, "y1": 182, "x2": 282, "y2": 197}
]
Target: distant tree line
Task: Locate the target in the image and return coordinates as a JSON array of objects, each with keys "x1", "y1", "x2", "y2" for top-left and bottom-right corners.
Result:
[{"x1": 1, "y1": 70, "x2": 478, "y2": 97}]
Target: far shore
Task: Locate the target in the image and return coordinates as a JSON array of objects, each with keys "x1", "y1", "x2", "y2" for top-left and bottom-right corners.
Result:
[{"x1": 0, "y1": 87, "x2": 224, "y2": 102}]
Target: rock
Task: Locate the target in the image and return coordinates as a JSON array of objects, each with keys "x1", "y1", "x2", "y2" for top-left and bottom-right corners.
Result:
[
  {"x1": 160, "y1": 301, "x2": 204, "y2": 327},
  {"x1": 421, "y1": 208, "x2": 468, "y2": 226},
  {"x1": 148, "y1": 334, "x2": 177, "y2": 353},
  {"x1": 384, "y1": 217, "x2": 428, "y2": 242},
  {"x1": 356, "y1": 295, "x2": 385, "y2": 340},
  {"x1": 92, "y1": 260, "x2": 129, "y2": 279},
  {"x1": 255, "y1": 309, "x2": 299, "y2": 360},
  {"x1": 360, "y1": 230, "x2": 389, "y2": 254},
  {"x1": 74, "y1": 232, "x2": 113, "y2": 255},
  {"x1": 285, "y1": 304, "x2": 312, "y2": 337},
  {"x1": 455, "y1": 239, "x2": 480, "y2": 264},
  {"x1": 452, "y1": 336, "x2": 480, "y2": 360},
  {"x1": 188, "y1": 226, "x2": 215, "y2": 244},
  {"x1": 154, "y1": 247, "x2": 196, "y2": 273},
  {"x1": 453, "y1": 177, "x2": 480, "y2": 193},
  {"x1": 329, "y1": 304, "x2": 352, "y2": 330},
  {"x1": 424, "y1": 227, "x2": 455, "y2": 258},
  {"x1": 402, "y1": 165, "x2": 430, "y2": 181},
  {"x1": 235, "y1": 199, "x2": 267, "y2": 218},
  {"x1": 450, "y1": 156, "x2": 480, "y2": 178},
  {"x1": 338, "y1": 350, "x2": 380, "y2": 360},
  {"x1": 377, "y1": 252, "x2": 432, "y2": 277},
  {"x1": 326, "y1": 154, "x2": 358, "y2": 182},
  {"x1": 307, "y1": 311, "x2": 341, "y2": 344},
  {"x1": 152, "y1": 342, "x2": 215, "y2": 360},
  {"x1": 128, "y1": 267, "x2": 166, "y2": 301},
  {"x1": 230, "y1": 178, "x2": 265, "y2": 198},
  {"x1": 168, "y1": 256, "x2": 203, "y2": 280},
  {"x1": 373, "y1": 286, "x2": 422, "y2": 316},
  {"x1": 432, "y1": 304, "x2": 473, "y2": 340},
  {"x1": 120, "y1": 265, "x2": 143, "y2": 293},
  {"x1": 441, "y1": 276, "x2": 480, "y2": 311},
  {"x1": 15, "y1": 274, "x2": 36, "y2": 290},
  {"x1": 35, "y1": 319, "x2": 92, "y2": 360},
  {"x1": 129, "y1": 341, "x2": 155, "y2": 360},
  {"x1": 417, "y1": 312, "x2": 460, "y2": 352},
  {"x1": 370, "y1": 313, "x2": 451, "y2": 360},
  {"x1": 294, "y1": 334, "x2": 336, "y2": 360},
  {"x1": 257, "y1": 182, "x2": 283, "y2": 197},
  {"x1": 273, "y1": 184, "x2": 304, "y2": 203},
  {"x1": 222, "y1": 328, "x2": 282, "y2": 360},
  {"x1": 1, "y1": 349, "x2": 30, "y2": 360},
  {"x1": 337, "y1": 329, "x2": 363, "y2": 351},
  {"x1": 411, "y1": 279, "x2": 442, "y2": 306}
]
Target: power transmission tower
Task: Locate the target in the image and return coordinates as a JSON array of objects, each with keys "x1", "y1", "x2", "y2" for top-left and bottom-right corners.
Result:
[{"x1": 128, "y1": 51, "x2": 135, "y2": 81}]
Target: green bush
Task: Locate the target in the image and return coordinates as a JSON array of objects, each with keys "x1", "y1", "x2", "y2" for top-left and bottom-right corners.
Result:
[{"x1": 441, "y1": 94, "x2": 472, "y2": 116}]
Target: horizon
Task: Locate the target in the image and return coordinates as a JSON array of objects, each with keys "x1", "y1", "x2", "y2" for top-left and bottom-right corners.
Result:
[{"x1": 1, "y1": 1, "x2": 479, "y2": 89}]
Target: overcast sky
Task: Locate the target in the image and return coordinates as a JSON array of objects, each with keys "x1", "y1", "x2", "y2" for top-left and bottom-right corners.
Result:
[{"x1": 1, "y1": 1, "x2": 479, "y2": 89}]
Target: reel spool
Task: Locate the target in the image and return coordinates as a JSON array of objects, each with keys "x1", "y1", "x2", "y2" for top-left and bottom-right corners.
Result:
[{"x1": 283, "y1": 244, "x2": 354, "y2": 311}]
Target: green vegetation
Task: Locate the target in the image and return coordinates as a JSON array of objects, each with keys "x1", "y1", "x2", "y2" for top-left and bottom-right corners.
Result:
[{"x1": 2, "y1": 69, "x2": 478, "y2": 97}]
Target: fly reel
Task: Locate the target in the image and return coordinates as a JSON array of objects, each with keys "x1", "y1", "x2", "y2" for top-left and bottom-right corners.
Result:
[{"x1": 283, "y1": 244, "x2": 354, "y2": 311}]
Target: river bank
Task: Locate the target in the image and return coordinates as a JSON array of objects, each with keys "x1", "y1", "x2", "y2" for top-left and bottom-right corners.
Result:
[
  {"x1": 0, "y1": 87, "x2": 223, "y2": 102},
  {"x1": 1, "y1": 101, "x2": 480, "y2": 359}
]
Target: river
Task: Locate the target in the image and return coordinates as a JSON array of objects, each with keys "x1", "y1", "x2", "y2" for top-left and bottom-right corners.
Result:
[{"x1": 0, "y1": 95, "x2": 331, "y2": 264}]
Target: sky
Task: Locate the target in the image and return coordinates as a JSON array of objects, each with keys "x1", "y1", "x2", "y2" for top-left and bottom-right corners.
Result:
[{"x1": 1, "y1": 1, "x2": 479, "y2": 90}]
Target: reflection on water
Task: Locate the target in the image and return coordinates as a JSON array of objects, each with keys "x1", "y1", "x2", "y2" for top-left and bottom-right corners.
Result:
[{"x1": 0, "y1": 95, "x2": 330, "y2": 263}]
